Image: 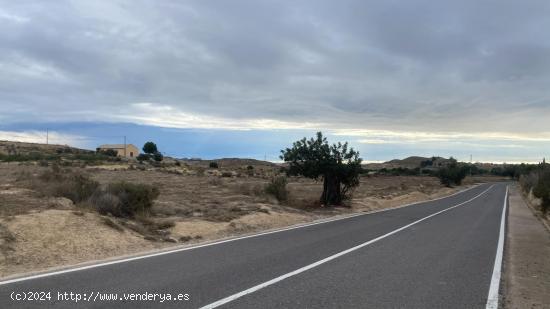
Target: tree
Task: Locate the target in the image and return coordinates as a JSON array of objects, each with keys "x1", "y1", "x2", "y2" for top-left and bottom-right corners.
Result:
[
  {"x1": 142, "y1": 142, "x2": 158, "y2": 154},
  {"x1": 437, "y1": 157, "x2": 467, "y2": 187},
  {"x1": 280, "y1": 132, "x2": 362, "y2": 206},
  {"x1": 209, "y1": 162, "x2": 219, "y2": 168}
]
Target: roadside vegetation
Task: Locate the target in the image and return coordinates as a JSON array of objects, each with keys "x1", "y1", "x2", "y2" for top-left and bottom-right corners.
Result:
[
  {"x1": 519, "y1": 160, "x2": 550, "y2": 214},
  {"x1": 281, "y1": 132, "x2": 362, "y2": 206},
  {"x1": 437, "y1": 157, "x2": 467, "y2": 187},
  {"x1": 1, "y1": 138, "x2": 517, "y2": 277}
]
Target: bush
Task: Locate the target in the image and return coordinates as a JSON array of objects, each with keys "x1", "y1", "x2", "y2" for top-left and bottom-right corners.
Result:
[
  {"x1": 97, "y1": 149, "x2": 118, "y2": 157},
  {"x1": 93, "y1": 182, "x2": 160, "y2": 218},
  {"x1": 437, "y1": 158, "x2": 467, "y2": 187},
  {"x1": 33, "y1": 167, "x2": 99, "y2": 203},
  {"x1": 265, "y1": 176, "x2": 288, "y2": 202},
  {"x1": 533, "y1": 169, "x2": 550, "y2": 213},
  {"x1": 209, "y1": 162, "x2": 219, "y2": 168},
  {"x1": 153, "y1": 151, "x2": 163, "y2": 162},
  {"x1": 137, "y1": 153, "x2": 150, "y2": 162},
  {"x1": 519, "y1": 173, "x2": 538, "y2": 193}
]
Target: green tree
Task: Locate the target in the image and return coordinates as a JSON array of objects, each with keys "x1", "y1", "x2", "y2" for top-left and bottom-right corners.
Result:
[
  {"x1": 280, "y1": 132, "x2": 362, "y2": 206},
  {"x1": 142, "y1": 142, "x2": 158, "y2": 154},
  {"x1": 437, "y1": 157, "x2": 467, "y2": 187}
]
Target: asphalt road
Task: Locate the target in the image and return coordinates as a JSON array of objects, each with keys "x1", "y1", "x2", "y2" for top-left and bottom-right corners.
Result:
[{"x1": 0, "y1": 182, "x2": 508, "y2": 309}]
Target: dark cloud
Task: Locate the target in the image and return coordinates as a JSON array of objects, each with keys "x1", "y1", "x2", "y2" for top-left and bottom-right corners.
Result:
[{"x1": 1, "y1": 0, "x2": 549, "y2": 134}]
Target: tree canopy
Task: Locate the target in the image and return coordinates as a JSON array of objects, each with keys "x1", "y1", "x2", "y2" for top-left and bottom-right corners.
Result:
[
  {"x1": 280, "y1": 132, "x2": 362, "y2": 206},
  {"x1": 142, "y1": 142, "x2": 158, "y2": 154}
]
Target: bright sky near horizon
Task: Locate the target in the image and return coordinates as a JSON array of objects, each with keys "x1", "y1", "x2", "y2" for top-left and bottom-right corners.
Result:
[{"x1": 1, "y1": 1, "x2": 549, "y2": 163}]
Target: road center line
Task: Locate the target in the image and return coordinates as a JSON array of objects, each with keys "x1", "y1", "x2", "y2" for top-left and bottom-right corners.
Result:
[
  {"x1": 200, "y1": 184, "x2": 496, "y2": 309},
  {"x1": 485, "y1": 185, "x2": 508, "y2": 309}
]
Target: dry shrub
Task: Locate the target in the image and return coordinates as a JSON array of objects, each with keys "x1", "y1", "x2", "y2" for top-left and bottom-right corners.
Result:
[
  {"x1": 23, "y1": 166, "x2": 99, "y2": 203},
  {"x1": 0, "y1": 223, "x2": 16, "y2": 253},
  {"x1": 265, "y1": 176, "x2": 288, "y2": 202},
  {"x1": 101, "y1": 216, "x2": 124, "y2": 232},
  {"x1": 520, "y1": 173, "x2": 538, "y2": 193},
  {"x1": 179, "y1": 235, "x2": 192, "y2": 242},
  {"x1": 237, "y1": 182, "x2": 265, "y2": 196},
  {"x1": 154, "y1": 219, "x2": 176, "y2": 230},
  {"x1": 90, "y1": 182, "x2": 160, "y2": 218}
]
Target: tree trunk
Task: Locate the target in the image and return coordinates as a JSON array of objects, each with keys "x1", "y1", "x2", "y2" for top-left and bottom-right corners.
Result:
[{"x1": 321, "y1": 174, "x2": 342, "y2": 206}]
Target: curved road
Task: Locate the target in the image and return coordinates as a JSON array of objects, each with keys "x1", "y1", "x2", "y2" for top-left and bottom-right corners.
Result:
[{"x1": 0, "y1": 183, "x2": 508, "y2": 308}]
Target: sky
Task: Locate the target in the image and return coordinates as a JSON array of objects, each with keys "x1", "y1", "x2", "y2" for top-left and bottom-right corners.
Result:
[{"x1": 1, "y1": 0, "x2": 549, "y2": 163}]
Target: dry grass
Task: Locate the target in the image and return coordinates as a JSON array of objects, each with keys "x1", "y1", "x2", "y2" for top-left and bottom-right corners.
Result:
[{"x1": 0, "y1": 160, "x2": 503, "y2": 278}]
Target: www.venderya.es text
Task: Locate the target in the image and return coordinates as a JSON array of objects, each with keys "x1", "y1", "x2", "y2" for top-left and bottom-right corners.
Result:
[{"x1": 11, "y1": 291, "x2": 190, "y2": 303}]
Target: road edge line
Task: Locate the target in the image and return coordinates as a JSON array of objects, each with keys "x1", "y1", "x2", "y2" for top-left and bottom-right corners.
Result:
[
  {"x1": 0, "y1": 183, "x2": 484, "y2": 286},
  {"x1": 486, "y1": 185, "x2": 508, "y2": 309},
  {"x1": 200, "y1": 185, "x2": 495, "y2": 309}
]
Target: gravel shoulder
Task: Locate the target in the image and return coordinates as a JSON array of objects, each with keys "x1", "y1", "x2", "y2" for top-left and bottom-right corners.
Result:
[{"x1": 503, "y1": 185, "x2": 550, "y2": 308}]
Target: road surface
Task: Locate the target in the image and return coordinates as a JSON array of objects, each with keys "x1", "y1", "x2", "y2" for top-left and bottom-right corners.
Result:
[{"x1": 0, "y1": 183, "x2": 508, "y2": 308}]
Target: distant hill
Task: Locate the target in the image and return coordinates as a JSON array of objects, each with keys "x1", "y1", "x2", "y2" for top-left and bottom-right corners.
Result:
[
  {"x1": 0, "y1": 140, "x2": 92, "y2": 156},
  {"x1": 180, "y1": 157, "x2": 277, "y2": 168},
  {"x1": 364, "y1": 156, "x2": 451, "y2": 170}
]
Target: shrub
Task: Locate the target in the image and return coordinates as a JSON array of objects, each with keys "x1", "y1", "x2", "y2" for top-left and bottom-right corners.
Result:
[
  {"x1": 97, "y1": 149, "x2": 118, "y2": 157},
  {"x1": 221, "y1": 172, "x2": 233, "y2": 177},
  {"x1": 437, "y1": 158, "x2": 467, "y2": 187},
  {"x1": 137, "y1": 153, "x2": 150, "y2": 162},
  {"x1": 533, "y1": 169, "x2": 550, "y2": 213},
  {"x1": 519, "y1": 173, "x2": 538, "y2": 193},
  {"x1": 209, "y1": 162, "x2": 219, "y2": 168},
  {"x1": 265, "y1": 176, "x2": 288, "y2": 202},
  {"x1": 97, "y1": 182, "x2": 160, "y2": 217},
  {"x1": 33, "y1": 167, "x2": 99, "y2": 203},
  {"x1": 153, "y1": 151, "x2": 163, "y2": 162}
]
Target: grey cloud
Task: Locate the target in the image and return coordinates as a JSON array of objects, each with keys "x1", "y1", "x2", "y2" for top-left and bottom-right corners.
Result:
[{"x1": 1, "y1": 0, "x2": 550, "y2": 133}]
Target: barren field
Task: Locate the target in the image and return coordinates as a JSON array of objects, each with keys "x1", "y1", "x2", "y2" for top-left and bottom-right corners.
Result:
[{"x1": 0, "y1": 161, "x2": 505, "y2": 278}]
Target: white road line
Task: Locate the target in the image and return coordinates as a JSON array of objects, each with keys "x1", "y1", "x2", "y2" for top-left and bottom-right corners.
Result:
[
  {"x1": 0, "y1": 183, "x2": 485, "y2": 286},
  {"x1": 200, "y1": 185, "x2": 496, "y2": 309},
  {"x1": 486, "y1": 185, "x2": 508, "y2": 309}
]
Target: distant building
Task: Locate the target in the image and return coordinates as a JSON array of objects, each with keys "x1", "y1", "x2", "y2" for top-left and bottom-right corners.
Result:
[{"x1": 97, "y1": 144, "x2": 139, "y2": 159}]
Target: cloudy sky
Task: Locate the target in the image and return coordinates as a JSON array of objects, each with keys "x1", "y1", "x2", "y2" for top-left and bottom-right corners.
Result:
[{"x1": 1, "y1": 0, "x2": 549, "y2": 162}]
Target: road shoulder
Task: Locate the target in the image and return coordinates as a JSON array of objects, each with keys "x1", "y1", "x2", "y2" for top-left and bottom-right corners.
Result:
[{"x1": 503, "y1": 185, "x2": 550, "y2": 308}]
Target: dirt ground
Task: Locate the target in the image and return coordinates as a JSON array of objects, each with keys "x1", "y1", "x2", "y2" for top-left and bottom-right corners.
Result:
[
  {"x1": 0, "y1": 161, "x2": 504, "y2": 278},
  {"x1": 503, "y1": 185, "x2": 550, "y2": 308}
]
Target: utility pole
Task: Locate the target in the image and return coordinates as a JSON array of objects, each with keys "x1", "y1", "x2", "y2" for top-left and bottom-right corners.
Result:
[
  {"x1": 123, "y1": 136, "x2": 127, "y2": 157},
  {"x1": 46, "y1": 128, "x2": 49, "y2": 145}
]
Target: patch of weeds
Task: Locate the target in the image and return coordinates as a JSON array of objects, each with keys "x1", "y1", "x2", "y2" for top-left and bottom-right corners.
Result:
[
  {"x1": 90, "y1": 182, "x2": 160, "y2": 218},
  {"x1": 265, "y1": 176, "x2": 288, "y2": 202},
  {"x1": 179, "y1": 236, "x2": 192, "y2": 242},
  {"x1": 101, "y1": 216, "x2": 124, "y2": 232}
]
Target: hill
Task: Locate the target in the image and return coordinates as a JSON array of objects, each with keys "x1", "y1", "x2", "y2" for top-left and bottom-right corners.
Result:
[
  {"x1": 0, "y1": 140, "x2": 92, "y2": 156},
  {"x1": 364, "y1": 156, "x2": 451, "y2": 170}
]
